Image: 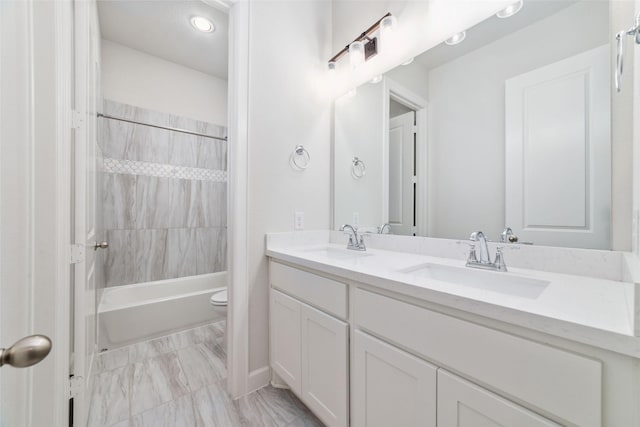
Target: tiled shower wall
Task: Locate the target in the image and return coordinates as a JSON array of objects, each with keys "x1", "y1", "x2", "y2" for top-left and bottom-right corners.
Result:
[{"x1": 100, "y1": 100, "x2": 227, "y2": 287}]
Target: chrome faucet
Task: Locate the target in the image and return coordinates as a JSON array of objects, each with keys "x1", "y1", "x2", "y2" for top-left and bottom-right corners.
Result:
[
  {"x1": 461, "y1": 231, "x2": 519, "y2": 272},
  {"x1": 340, "y1": 224, "x2": 366, "y2": 251},
  {"x1": 500, "y1": 227, "x2": 519, "y2": 243},
  {"x1": 378, "y1": 223, "x2": 391, "y2": 234}
]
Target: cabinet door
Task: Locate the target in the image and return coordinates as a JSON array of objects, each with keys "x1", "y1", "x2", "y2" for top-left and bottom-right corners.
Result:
[
  {"x1": 352, "y1": 330, "x2": 437, "y2": 427},
  {"x1": 271, "y1": 290, "x2": 302, "y2": 394},
  {"x1": 300, "y1": 304, "x2": 349, "y2": 427},
  {"x1": 437, "y1": 370, "x2": 561, "y2": 427}
]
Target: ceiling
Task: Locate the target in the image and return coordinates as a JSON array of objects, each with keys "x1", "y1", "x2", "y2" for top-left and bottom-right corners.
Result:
[
  {"x1": 416, "y1": 0, "x2": 581, "y2": 71},
  {"x1": 98, "y1": 0, "x2": 228, "y2": 80}
]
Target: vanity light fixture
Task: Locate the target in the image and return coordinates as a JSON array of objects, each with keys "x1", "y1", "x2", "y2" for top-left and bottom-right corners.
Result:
[
  {"x1": 190, "y1": 16, "x2": 215, "y2": 33},
  {"x1": 370, "y1": 75, "x2": 383, "y2": 84},
  {"x1": 327, "y1": 13, "x2": 395, "y2": 71},
  {"x1": 328, "y1": 61, "x2": 337, "y2": 73},
  {"x1": 445, "y1": 31, "x2": 466, "y2": 46},
  {"x1": 496, "y1": 0, "x2": 523, "y2": 19}
]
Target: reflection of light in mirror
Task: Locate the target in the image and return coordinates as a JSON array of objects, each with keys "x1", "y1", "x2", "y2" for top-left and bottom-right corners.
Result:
[
  {"x1": 401, "y1": 57, "x2": 414, "y2": 66},
  {"x1": 349, "y1": 41, "x2": 365, "y2": 68},
  {"x1": 190, "y1": 16, "x2": 215, "y2": 33},
  {"x1": 345, "y1": 88, "x2": 357, "y2": 98},
  {"x1": 370, "y1": 75, "x2": 383, "y2": 84},
  {"x1": 445, "y1": 31, "x2": 466, "y2": 46},
  {"x1": 380, "y1": 15, "x2": 398, "y2": 53},
  {"x1": 496, "y1": 0, "x2": 524, "y2": 19}
]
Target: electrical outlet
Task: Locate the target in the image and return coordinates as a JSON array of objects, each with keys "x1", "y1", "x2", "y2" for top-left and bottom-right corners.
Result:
[
  {"x1": 352, "y1": 212, "x2": 360, "y2": 227},
  {"x1": 294, "y1": 211, "x2": 304, "y2": 230}
]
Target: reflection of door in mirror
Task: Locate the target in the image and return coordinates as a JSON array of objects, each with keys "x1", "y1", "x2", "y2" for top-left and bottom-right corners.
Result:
[
  {"x1": 389, "y1": 107, "x2": 416, "y2": 236},
  {"x1": 505, "y1": 45, "x2": 610, "y2": 249}
]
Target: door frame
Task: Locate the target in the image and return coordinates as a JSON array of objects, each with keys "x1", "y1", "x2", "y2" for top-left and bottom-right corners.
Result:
[
  {"x1": 382, "y1": 78, "x2": 429, "y2": 236},
  {"x1": 0, "y1": 0, "x2": 74, "y2": 425}
]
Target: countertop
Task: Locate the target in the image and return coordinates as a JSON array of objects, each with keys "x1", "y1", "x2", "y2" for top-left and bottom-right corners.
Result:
[{"x1": 266, "y1": 237, "x2": 640, "y2": 358}]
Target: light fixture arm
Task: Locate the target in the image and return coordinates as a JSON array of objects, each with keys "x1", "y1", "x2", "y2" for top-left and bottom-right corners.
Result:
[{"x1": 328, "y1": 12, "x2": 392, "y2": 65}]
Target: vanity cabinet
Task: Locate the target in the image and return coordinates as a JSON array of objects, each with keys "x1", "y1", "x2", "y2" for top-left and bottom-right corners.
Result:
[
  {"x1": 352, "y1": 330, "x2": 437, "y2": 427},
  {"x1": 269, "y1": 263, "x2": 349, "y2": 427},
  {"x1": 437, "y1": 370, "x2": 560, "y2": 427}
]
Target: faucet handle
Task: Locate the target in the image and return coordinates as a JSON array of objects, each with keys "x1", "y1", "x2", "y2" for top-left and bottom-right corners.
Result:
[
  {"x1": 494, "y1": 246, "x2": 519, "y2": 272},
  {"x1": 457, "y1": 241, "x2": 478, "y2": 264}
]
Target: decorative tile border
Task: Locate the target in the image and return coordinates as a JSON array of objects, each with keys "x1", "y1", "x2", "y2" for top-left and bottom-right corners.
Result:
[{"x1": 104, "y1": 158, "x2": 227, "y2": 182}]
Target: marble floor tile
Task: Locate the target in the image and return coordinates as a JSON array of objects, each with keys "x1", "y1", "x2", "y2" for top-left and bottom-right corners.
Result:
[
  {"x1": 285, "y1": 413, "x2": 325, "y2": 427},
  {"x1": 192, "y1": 381, "x2": 244, "y2": 427},
  {"x1": 256, "y1": 386, "x2": 310, "y2": 426},
  {"x1": 129, "y1": 334, "x2": 176, "y2": 364},
  {"x1": 177, "y1": 343, "x2": 226, "y2": 392},
  {"x1": 95, "y1": 347, "x2": 129, "y2": 373},
  {"x1": 171, "y1": 322, "x2": 222, "y2": 350},
  {"x1": 87, "y1": 365, "x2": 131, "y2": 426},
  {"x1": 130, "y1": 351, "x2": 190, "y2": 416},
  {"x1": 131, "y1": 393, "x2": 197, "y2": 427}
]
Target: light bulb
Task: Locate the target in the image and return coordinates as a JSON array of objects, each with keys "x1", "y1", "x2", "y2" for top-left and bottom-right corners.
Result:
[
  {"x1": 349, "y1": 41, "x2": 365, "y2": 68},
  {"x1": 445, "y1": 31, "x2": 466, "y2": 46},
  {"x1": 379, "y1": 15, "x2": 398, "y2": 53},
  {"x1": 496, "y1": 0, "x2": 523, "y2": 18},
  {"x1": 190, "y1": 16, "x2": 215, "y2": 33}
]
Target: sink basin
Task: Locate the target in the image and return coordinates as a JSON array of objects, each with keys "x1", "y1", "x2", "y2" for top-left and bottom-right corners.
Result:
[
  {"x1": 302, "y1": 247, "x2": 373, "y2": 261},
  {"x1": 399, "y1": 263, "x2": 549, "y2": 299}
]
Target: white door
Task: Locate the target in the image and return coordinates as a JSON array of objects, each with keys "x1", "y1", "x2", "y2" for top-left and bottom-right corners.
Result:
[
  {"x1": 437, "y1": 370, "x2": 560, "y2": 427},
  {"x1": 300, "y1": 303, "x2": 348, "y2": 427},
  {"x1": 388, "y1": 111, "x2": 416, "y2": 236},
  {"x1": 71, "y1": 0, "x2": 102, "y2": 424},
  {"x1": 352, "y1": 330, "x2": 437, "y2": 427},
  {"x1": 270, "y1": 290, "x2": 302, "y2": 394},
  {"x1": 505, "y1": 45, "x2": 610, "y2": 249},
  {"x1": 1, "y1": 1, "x2": 72, "y2": 425}
]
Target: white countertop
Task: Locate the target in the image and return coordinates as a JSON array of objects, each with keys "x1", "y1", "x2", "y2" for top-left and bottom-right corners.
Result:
[{"x1": 266, "y1": 234, "x2": 640, "y2": 358}]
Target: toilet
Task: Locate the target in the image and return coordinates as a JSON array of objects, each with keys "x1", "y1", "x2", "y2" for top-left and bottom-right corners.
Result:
[{"x1": 210, "y1": 288, "x2": 228, "y2": 316}]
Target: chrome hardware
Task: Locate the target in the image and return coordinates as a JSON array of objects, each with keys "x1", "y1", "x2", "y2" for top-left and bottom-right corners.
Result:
[
  {"x1": 340, "y1": 224, "x2": 366, "y2": 251},
  {"x1": 615, "y1": 12, "x2": 640, "y2": 92},
  {"x1": 94, "y1": 241, "x2": 109, "y2": 250},
  {"x1": 462, "y1": 231, "x2": 519, "y2": 272},
  {"x1": 378, "y1": 223, "x2": 391, "y2": 234},
  {"x1": 291, "y1": 145, "x2": 310, "y2": 170},
  {"x1": 500, "y1": 227, "x2": 518, "y2": 243},
  {"x1": 0, "y1": 335, "x2": 52, "y2": 368},
  {"x1": 351, "y1": 157, "x2": 366, "y2": 179}
]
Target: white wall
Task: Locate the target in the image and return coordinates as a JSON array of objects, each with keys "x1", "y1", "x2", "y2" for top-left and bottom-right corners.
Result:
[
  {"x1": 246, "y1": 0, "x2": 332, "y2": 374},
  {"x1": 101, "y1": 39, "x2": 227, "y2": 125},
  {"x1": 427, "y1": 1, "x2": 609, "y2": 241},
  {"x1": 334, "y1": 83, "x2": 385, "y2": 229}
]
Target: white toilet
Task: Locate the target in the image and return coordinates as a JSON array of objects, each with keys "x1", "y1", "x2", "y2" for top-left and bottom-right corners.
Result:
[{"x1": 210, "y1": 288, "x2": 228, "y2": 316}]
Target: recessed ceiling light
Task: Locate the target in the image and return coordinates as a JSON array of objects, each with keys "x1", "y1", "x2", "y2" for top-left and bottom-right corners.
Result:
[
  {"x1": 370, "y1": 75, "x2": 383, "y2": 84},
  {"x1": 190, "y1": 16, "x2": 215, "y2": 33},
  {"x1": 401, "y1": 57, "x2": 414, "y2": 66},
  {"x1": 445, "y1": 31, "x2": 466, "y2": 46},
  {"x1": 496, "y1": 0, "x2": 523, "y2": 19}
]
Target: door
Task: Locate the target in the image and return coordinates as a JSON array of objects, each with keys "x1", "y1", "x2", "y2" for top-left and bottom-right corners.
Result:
[
  {"x1": 505, "y1": 45, "x2": 610, "y2": 249},
  {"x1": 352, "y1": 330, "x2": 437, "y2": 427},
  {"x1": 270, "y1": 290, "x2": 302, "y2": 394},
  {"x1": 388, "y1": 111, "x2": 416, "y2": 236},
  {"x1": 437, "y1": 370, "x2": 560, "y2": 427},
  {"x1": 71, "y1": 0, "x2": 102, "y2": 424},
  {"x1": 300, "y1": 303, "x2": 349, "y2": 427}
]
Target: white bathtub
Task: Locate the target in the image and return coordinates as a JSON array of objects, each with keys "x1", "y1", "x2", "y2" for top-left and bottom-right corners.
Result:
[{"x1": 98, "y1": 272, "x2": 227, "y2": 349}]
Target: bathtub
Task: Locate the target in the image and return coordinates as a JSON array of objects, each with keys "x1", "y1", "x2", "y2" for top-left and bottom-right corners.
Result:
[{"x1": 98, "y1": 272, "x2": 227, "y2": 349}]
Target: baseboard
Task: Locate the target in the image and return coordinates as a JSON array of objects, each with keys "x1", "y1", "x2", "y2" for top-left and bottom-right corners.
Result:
[{"x1": 247, "y1": 366, "x2": 271, "y2": 393}]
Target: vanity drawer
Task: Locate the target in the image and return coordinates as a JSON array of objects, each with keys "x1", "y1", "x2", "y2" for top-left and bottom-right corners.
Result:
[
  {"x1": 270, "y1": 261, "x2": 348, "y2": 320},
  {"x1": 353, "y1": 288, "x2": 602, "y2": 427}
]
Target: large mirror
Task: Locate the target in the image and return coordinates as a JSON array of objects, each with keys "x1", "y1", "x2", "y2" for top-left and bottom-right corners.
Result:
[{"x1": 333, "y1": 0, "x2": 633, "y2": 250}]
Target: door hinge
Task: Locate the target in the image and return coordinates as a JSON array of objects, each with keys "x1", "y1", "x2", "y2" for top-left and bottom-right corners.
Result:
[
  {"x1": 69, "y1": 375, "x2": 84, "y2": 399},
  {"x1": 411, "y1": 175, "x2": 417, "y2": 184},
  {"x1": 71, "y1": 110, "x2": 83, "y2": 130},
  {"x1": 70, "y1": 244, "x2": 85, "y2": 264},
  {"x1": 412, "y1": 125, "x2": 418, "y2": 133}
]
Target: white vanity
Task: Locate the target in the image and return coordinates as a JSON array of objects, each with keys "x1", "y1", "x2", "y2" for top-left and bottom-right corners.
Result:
[{"x1": 266, "y1": 231, "x2": 640, "y2": 427}]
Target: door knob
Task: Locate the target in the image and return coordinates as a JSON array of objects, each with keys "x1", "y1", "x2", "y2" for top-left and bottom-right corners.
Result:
[
  {"x1": 0, "y1": 335, "x2": 52, "y2": 368},
  {"x1": 94, "y1": 241, "x2": 109, "y2": 250}
]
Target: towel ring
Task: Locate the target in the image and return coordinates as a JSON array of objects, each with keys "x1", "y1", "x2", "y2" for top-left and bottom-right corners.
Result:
[
  {"x1": 291, "y1": 145, "x2": 310, "y2": 170},
  {"x1": 351, "y1": 157, "x2": 366, "y2": 179}
]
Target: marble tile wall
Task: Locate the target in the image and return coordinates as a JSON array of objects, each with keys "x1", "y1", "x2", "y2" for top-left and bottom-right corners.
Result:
[{"x1": 101, "y1": 100, "x2": 227, "y2": 287}]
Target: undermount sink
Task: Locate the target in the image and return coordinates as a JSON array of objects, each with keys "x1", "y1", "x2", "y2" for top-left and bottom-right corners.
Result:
[
  {"x1": 302, "y1": 247, "x2": 373, "y2": 261},
  {"x1": 399, "y1": 263, "x2": 549, "y2": 299}
]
